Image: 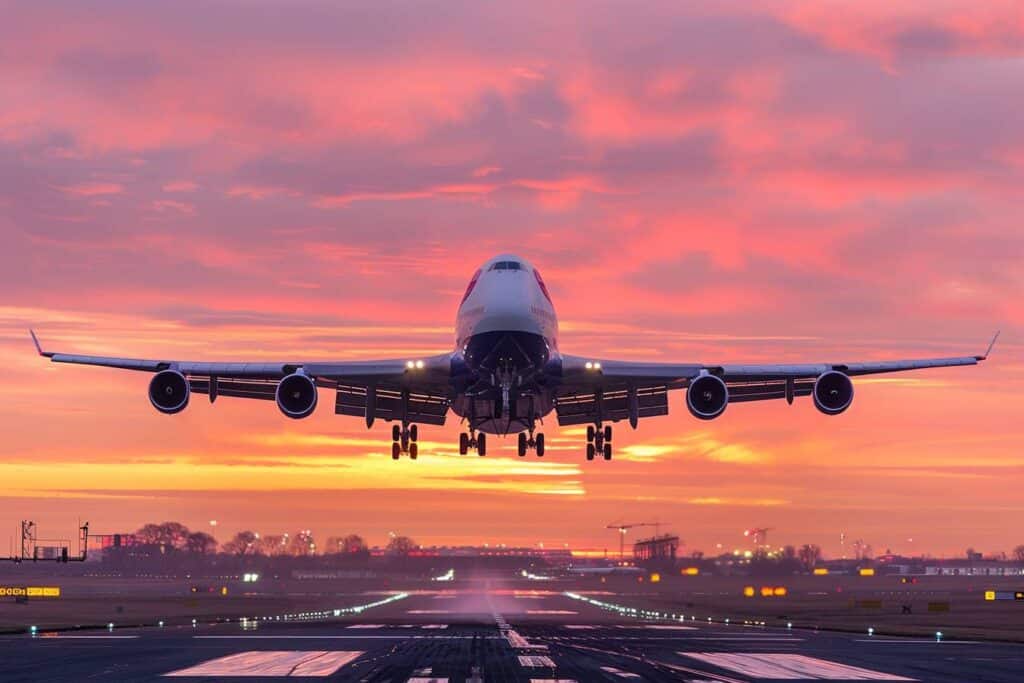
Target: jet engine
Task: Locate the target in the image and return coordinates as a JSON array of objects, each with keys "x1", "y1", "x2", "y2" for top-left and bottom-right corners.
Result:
[
  {"x1": 276, "y1": 372, "x2": 318, "y2": 419},
  {"x1": 148, "y1": 369, "x2": 190, "y2": 414},
  {"x1": 687, "y1": 373, "x2": 729, "y2": 420},
  {"x1": 813, "y1": 370, "x2": 854, "y2": 415}
]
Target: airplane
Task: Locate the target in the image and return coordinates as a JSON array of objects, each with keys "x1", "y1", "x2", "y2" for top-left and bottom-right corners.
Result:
[{"x1": 30, "y1": 253, "x2": 999, "y2": 461}]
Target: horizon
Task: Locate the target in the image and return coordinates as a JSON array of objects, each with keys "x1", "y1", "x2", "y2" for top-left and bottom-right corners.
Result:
[{"x1": 2, "y1": 1, "x2": 1022, "y2": 560}]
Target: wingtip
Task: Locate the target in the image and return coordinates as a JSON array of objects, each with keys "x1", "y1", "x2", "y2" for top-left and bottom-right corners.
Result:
[
  {"x1": 29, "y1": 329, "x2": 52, "y2": 358},
  {"x1": 977, "y1": 330, "x2": 1000, "y2": 361}
]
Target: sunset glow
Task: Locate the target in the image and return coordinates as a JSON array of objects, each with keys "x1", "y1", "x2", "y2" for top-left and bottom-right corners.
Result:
[{"x1": 1, "y1": 1, "x2": 1020, "y2": 557}]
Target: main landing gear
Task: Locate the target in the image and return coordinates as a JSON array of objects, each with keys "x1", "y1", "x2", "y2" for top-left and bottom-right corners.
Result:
[
  {"x1": 458, "y1": 430, "x2": 487, "y2": 456},
  {"x1": 392, "y1": 423, "x2": 419, "y2": 460},
  {"x1": 585, "y1": 423, "x2": 612, "y2": 461},
  {"x1": 517, "y1": 430, "x2": 546, "y2": 457}
]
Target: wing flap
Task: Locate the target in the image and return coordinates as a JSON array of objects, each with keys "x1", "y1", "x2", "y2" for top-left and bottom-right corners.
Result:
[
  {"x1": 334, "y1": 383, "x2": 449, "y2": 426},
  {"x1": 555, "y1": 385, "x2": 669, "y2": 426}
]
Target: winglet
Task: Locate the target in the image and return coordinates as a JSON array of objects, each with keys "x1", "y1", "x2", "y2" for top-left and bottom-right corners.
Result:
[
  {"x1": 976, "y1": 330, "x2": 1000, "y2": 361},
  {"x1": 29, "y1": 329, "x2": 54, "y2": 358}
]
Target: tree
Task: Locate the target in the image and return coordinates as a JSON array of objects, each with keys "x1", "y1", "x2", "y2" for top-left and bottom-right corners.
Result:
[
  {"x1": 387, "y1": 535, "x2": 417, "y2": 556},
  {"x1": 798, "y1": 544, "x2": 822, "y2": 570},
  {"x1": 223, "y1": 531, "x2": 259, "y2": 556},
  {"x1": 1013, "y1": 545, "x2": 1024, "y2": 563},
  {"x1": 288, "y1": 530, "x2": 316, "y2": 556},
  {"x1": 185, "y1": 531, "x2": 218, "y2": 555},
  {"x1": 257, "y1": 534, "x2": 287, "y2": 556},
  {"x1": 340, "y1": 534, "x2": 367, "y2": 554},
  {"x1": 134, "y1": 521, "x2": 190, "y2": 552}
]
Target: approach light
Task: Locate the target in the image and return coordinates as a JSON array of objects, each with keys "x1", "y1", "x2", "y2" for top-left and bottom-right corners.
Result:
[
  {"x1": 158, "y1": 621, "x2": 164, "y2": 628},
  {"x1": 936, "y1": 631, "x2": 943, "y2": 642},
  {"x1": 107, "y1": 623, "x2": 114, "y2": 630},
  {"x1": 868, "y1": 627, "x2": 874, "y2": 636}
]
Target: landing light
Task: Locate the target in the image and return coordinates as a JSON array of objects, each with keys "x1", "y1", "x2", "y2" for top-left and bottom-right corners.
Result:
[
  {"x1": 416, "y1": 360, "x2": 424, "y2": 369},
  {"x1": 406, "y1": 360, "x2": 415, "y2": 369},
  {"x1": 585, "y1": 362, "x2": 593, "y2": 369}
]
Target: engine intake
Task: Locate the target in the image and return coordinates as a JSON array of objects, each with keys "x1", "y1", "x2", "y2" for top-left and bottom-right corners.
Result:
[
  {"x1": 687, "y1": 374, "x2": 729, "y2": 420},
  {"x1": 149, "y1": 369, "x2": 190, "y2": 414},
  {"x1": 813, "y1": 370, "x2": 854, "y2": 415},
  {"x1": 276, "y1": 372, "x2": 318, "y2": 419}
]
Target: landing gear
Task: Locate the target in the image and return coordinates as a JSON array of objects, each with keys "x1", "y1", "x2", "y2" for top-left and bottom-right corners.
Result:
[
  {"x1": 458, "y1": 430, "x2": 487, "y2": 456},
  {"x1": 586, "y1": 423, "x2": 612, "y2": 461},
  {"x1": 517, "y1": 430, "x2": 546, "y2": 457},
  {"x1": 391, "y1": 422, "x2": 419, "y2": 459}
]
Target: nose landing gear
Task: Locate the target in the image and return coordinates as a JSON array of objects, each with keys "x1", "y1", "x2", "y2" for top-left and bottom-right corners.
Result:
[
  {"x1": 517, "y1": 431, "x2": 546, "y2": 457},
  {"x1": 391, "y1": 422, "x2": 419, "y2": 460},
  {"x1": 458, "y1": 430, "x2": 487, "y2": 456},
  {"x1": 586, "y1": 423, "x2": 612, "y2": 460}
]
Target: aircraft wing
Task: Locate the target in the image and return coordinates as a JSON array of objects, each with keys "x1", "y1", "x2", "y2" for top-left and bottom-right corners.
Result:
[
  {"x1": 553, "y1": 332, "x2": 998, "y2": 426},
  {"x1": 30, "y1": 330, "x2": 453, "y2": 425}
]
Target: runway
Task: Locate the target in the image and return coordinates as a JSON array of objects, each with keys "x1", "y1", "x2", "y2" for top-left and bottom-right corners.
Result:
[{"x1": 0, "y1": 588, "x2": 1020, "y2": 682}]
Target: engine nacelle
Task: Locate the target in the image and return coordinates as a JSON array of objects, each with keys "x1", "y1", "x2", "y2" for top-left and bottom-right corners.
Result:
[
  {"x1": 276, "y1": 372, "x2": 318, "y2": 419},
  {"x1": 149, "y1": 369, "x2": 190, "y2": 414},
  {"x1": 687, "y1": 373, "x2": 729, "y2": 420},
  {"x1": 813, "y1": 370, "x2": 854, "y2": 415}
]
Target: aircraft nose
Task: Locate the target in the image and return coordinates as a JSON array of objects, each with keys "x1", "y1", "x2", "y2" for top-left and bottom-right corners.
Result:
[{"x1": 474, "y1": 272, "x2": 541, "y2": 335}]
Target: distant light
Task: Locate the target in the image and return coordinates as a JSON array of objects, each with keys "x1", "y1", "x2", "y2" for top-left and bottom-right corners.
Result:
[
  {"x1": 859, "y1": 568, "x2": 875, "y2": 577},
  {"x1": 936, "y1": 631, "x2": 943, "y2": 642},
  {"x1": 649, "y1": 573, "x2": 661, "y2": 583},
  {"x1": 158, "y1": 621, "x2": 164, "y2": 628},
  {"x1": 29, "y1": 625, "x2": 37, "y2": 635},
  {"x1": 787, "y1": 622, "x2": 792, "y2": 629},
  {"x1": 107, "y1": 623, "x2": 114, "y2": 630},
  {"x1": 813, "y1": 568, "x2": 829, "y2": 575},
  {"x1": 773, "y1": 586, "x2": 788, "y2": 597},
  {"x1": 984, "y1": 590, "x2": 996, "y2": 601},
  {"x1": 683, "y1": 567, "x2": 699, "y2": 576},
  {"x1": 760, "y1": 586, "x2": 774, "y2": 597},
  {"x1": 743, "y1": 586, "x2": 755, "y2": 597},
  {"x1": 868, "y1": 627, "x2": 874, "y2": 636}
]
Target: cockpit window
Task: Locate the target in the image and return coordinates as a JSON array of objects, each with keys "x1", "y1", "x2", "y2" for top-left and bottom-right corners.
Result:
[{"x1": 488, "y1": 261, "x2": 522, "y2": 271}]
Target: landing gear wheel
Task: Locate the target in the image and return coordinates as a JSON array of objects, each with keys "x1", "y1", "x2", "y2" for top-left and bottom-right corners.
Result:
[
  {"x1": 459, "y1": 432, "x2": 469, "y2": 455},
  {"x1": 518, "y1": 432, "x2": 528, "y2": 457},
  {"x1": 391, "y1": 442, "x2": 401, "y2": 460},
  {"x1": 536, "y1": 433, "x2": 545, "y2": 457},
  {"x1": 586, "y1": 443, "x2": 595, "y2": 461},
  {"x1": 477, "y1": 432, "x2": 487, "y2": 456},
  {"x1": 392, "y1": 425, "x2": 401, "y2": 442},
  {"x1": 586, "y1": 425, "x2": 595, "y2": 442},
  {"x1": 603, "y1": 443, "x2": 612, "y2": 460},
  {"x1": 409, "y1": 443, "x2": 418, "y2": 459},
  {"x1": 604, "y1": 425, "x2": 612, "y2": 442},
  {"x1": 410, "y1": 424, "x2": 418, "y2": 442}
]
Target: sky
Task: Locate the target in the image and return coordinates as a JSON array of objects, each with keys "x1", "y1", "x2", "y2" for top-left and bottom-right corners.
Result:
[{"x1": 1, "y1": 1, "x2": 1022, "y2": 559}]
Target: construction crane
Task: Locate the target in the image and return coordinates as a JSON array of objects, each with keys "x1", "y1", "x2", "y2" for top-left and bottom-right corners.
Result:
[
  {"x1": 743, "y1": 527, "x2": 773, "y2": 546},
  {"x1": 606, "y1": 522, "x2": 660, "y2": 560}
]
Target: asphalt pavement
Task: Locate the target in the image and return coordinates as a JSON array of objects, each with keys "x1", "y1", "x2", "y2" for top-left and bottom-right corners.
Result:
[{"x1": 0, "y1": 587, "x2": 1020, "y2": 682}]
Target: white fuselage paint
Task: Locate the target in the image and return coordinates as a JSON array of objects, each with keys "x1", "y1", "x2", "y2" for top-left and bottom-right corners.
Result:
[{"x1": 450, "y1": 253, "x2": 561, "y2": 435}]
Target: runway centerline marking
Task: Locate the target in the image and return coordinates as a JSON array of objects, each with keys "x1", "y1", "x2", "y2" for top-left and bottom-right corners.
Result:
[
  {"x1": 679, "y1": 653, "x2": 916, "y2": 680},
  {"x1": 165, "y1": 650, "x2": 362, "y2": 677}
]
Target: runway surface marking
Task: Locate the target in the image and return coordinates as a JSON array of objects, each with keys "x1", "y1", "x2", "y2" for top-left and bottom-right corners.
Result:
[
  {"x1": 644, "y1": 625, "x2": 697, "y2": 630},
  {"x1": 193, "y1": 635, "x2": 493, "y2": 640},
  {"x1": 36, "y1": 635, "x2": 139, "y2": 639},
  {"x1": 346, "y1": 624, "x2": 384, "y2": 629},
  {"x1": 527, "y1": 610, "x2": 578, "y2": 615},
  {"x1": 518, "y1": 655, "x2": 557, "y2": 667},
  {"x1": 563, "y1": 625, "x2": 597, "y2": 629},
  {"x1": 679, "y1": 653, "x2": 917, "y2": 680},
  {"x1": 407, "y1": 679, "x2": 447, "y2": 682},
  {"x1": 164, "y1": 650, "x2": 362, "y2": 677},
  {"x1": 601, "y1": 665, "x2": 642, "y2": 678},
  {"x1": 407, "y1": 609, "x2": 452, "y2": 614}
]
